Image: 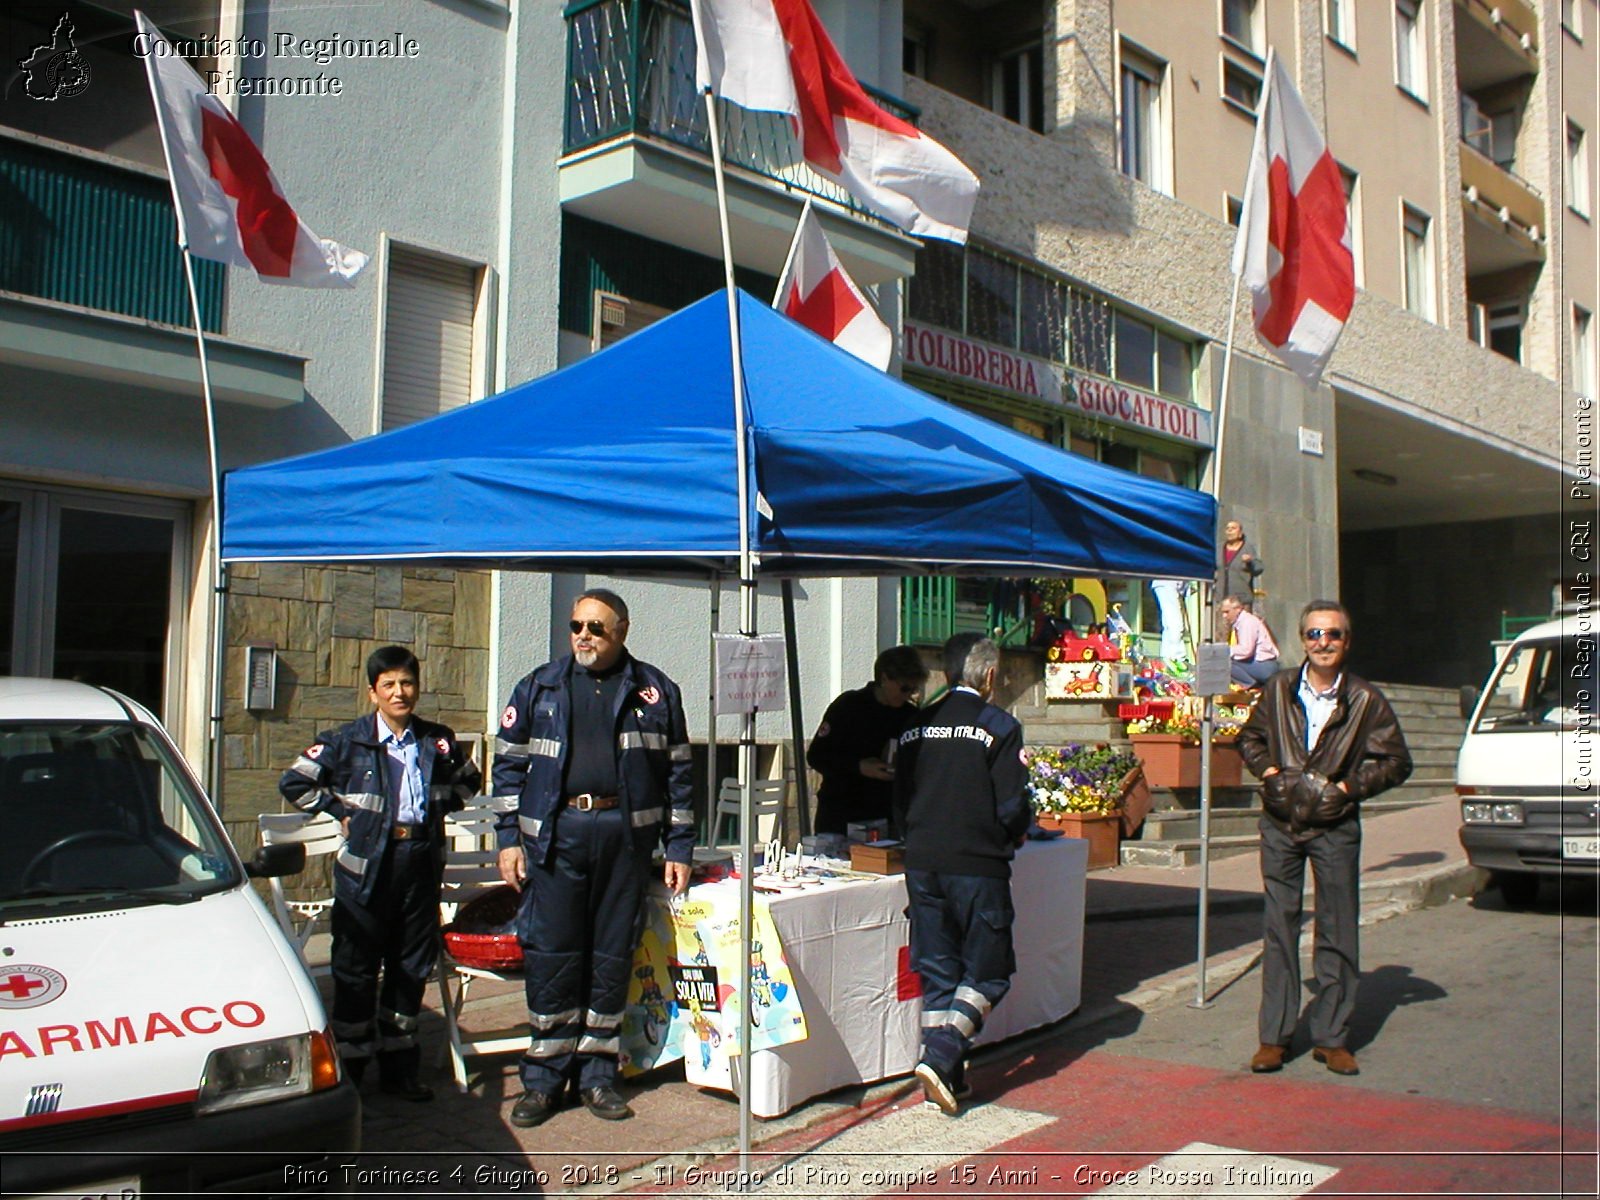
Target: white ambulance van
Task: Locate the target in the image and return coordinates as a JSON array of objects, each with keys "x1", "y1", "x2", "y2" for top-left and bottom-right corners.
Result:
[
  {"x1": 1456, "y1": 613, "x2": 1600, "y2": 906},
  {"x1": 0, "y1": 678, "x2": 359, "y2": 1195}
]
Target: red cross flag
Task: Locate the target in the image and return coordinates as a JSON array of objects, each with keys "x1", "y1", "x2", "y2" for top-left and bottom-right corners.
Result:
[
  {"x1": 136, "y1": 11, "x2": 367, "y2": 286},
  {"x1": 690, "y1": 0, "x2": 978, "y2": 243},
  {"x1": 1231, "y1": 52, "x2": 1354, "y2": 387},
  {"x1": 774, "y1": 201, "x2": 892, "y2": 369}
]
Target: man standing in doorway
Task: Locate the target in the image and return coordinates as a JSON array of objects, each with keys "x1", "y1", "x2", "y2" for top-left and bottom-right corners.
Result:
[
  {"x1": 493, "y1": 589, "x2": 694, "y2": 1126},
  {"x1": 1238, "y1": 601, "x2": 1411, "y2": 1077},
  {"x1": 893, "y1": 633, "x2": 1032, "y2": 1114}
]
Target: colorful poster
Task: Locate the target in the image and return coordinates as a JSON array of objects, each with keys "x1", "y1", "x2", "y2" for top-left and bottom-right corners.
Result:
[{"x1": 620, "y1": 888, "x2": 807, "y2": 1077}]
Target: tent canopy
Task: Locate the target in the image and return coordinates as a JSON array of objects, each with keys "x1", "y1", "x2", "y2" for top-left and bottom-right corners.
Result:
[{"x1": 222, "y1": 291, "x2": 1215, "y2": 580}]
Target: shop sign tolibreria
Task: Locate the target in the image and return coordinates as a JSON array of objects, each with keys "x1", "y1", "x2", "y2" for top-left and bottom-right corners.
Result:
[
  {"x1": 903, "y1": 322, "x2": 1213, "y2": 447},
  {"x1": 903, "y1": 322, "x2": 1063, "y2": 404}
]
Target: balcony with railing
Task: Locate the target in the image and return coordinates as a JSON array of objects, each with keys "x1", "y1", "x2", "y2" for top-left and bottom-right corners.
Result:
[
  {"x1": 1, "y1": 129, "x2": 306, "y2": 409},
  {"x1": 1, "y1": 130, "x2": 222, "y2": 330},
  {"x1": 560, "y1": 0, "x2": 919, "y2": 283},
  {"x1": 1454, "y1": 0, "x2": 1539, "y2": 89},
  {"x1": 1459, "y1": 139, "x2": 1545, "y2": 271}
]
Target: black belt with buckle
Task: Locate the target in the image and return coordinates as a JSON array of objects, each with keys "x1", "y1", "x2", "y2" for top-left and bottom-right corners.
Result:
[
  {"x1": 390, "y1": 823, "x2": 430, "y2": 841},
  {"x1": 566, "y1": 793, "x2": 620, "y2": 812}
]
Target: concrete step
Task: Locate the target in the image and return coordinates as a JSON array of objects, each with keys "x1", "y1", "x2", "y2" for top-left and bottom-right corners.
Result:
[{"x1": 1120, "y1": 834, "x2": 1260, "y2": 868}]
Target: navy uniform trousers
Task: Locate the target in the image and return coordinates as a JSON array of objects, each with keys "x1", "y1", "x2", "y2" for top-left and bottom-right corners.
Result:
[
  {"x1": 1257, "y1": 816, "x2": 1362, "y2": 1049},
  {"x1": 519, "y1": 807, "x2": 649, "y2": 1094},
  {"x1": 905, "y1": 868, "x2": 1016, "y2": 1084},
  {"x1": 330, "y1": 836, "x2": 440, "y2": 1079}
]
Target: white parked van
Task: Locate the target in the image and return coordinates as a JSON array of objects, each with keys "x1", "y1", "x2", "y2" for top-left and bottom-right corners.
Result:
[
  {"x1": 1456, "y1": 614, "x2": 1600, "y2": 906},
  {"x1": 0, "y1": 678, "x2": 359, "y2": 1195}
]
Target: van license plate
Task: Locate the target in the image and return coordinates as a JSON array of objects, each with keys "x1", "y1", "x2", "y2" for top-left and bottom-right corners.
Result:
[
  {"x1": 23, "y1": 1179, "x2": 138, "y2": 1200},
  {"x1": 1563, "y1": 836, "x2": 1600, "y2": 860}
]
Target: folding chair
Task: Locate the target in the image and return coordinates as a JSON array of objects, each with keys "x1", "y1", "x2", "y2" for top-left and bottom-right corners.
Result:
[
  {"x1": 711, "y1": 777, "x2": 787, "y2": 848},
  {"x1": 257, "y1": 812, "x2": 342, "y2": 977},
  {"x1": 435, "y1": 796, "x2": 528, "y2": 1092}
]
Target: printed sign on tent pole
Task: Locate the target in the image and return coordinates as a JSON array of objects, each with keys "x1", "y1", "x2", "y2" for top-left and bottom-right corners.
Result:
[{"x1": 714, "y1": 633, "x2": 787, "y2": 715}]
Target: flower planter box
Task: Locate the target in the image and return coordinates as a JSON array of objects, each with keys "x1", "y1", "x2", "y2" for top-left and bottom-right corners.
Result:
[
  {"x1": 1117, "y1": 766, "x2": 1153, "y2": 837},
  {"x1": 1129, "y1": 734, "x2": 1243, "y2": 789},
  {"x1": 1035, "y1": 811, "x2": 1121, "y2": 869}
]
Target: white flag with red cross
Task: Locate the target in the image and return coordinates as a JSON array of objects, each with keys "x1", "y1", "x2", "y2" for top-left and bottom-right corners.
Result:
[
  {"x1": 690, "y1": 0, "x2": 978, "y2": 243},
  {"x1": 136, "y1": 11, "x2": 367, "y2": 286},
  {"x1": 1231, "y1": 51, "x2": 1354, "y2": 387},
  {"x1": 773, "y1": 201, "x2": 892, "y2": 369}
]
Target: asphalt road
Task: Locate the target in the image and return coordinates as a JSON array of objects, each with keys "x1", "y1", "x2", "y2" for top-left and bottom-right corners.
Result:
[{"x1": 1056, "y1": 877, "x2": 1600, "y2": 1127}]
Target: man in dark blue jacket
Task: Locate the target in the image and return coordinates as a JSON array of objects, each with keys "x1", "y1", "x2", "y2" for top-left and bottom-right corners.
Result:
[
  {"x1": 893, "y1": 633, "x2": 1032, "y2": 1115},
  {"x1": 279, "y1": 645, "x2": 481, "y2": 1101},
  {"x1": 493, "y1": 589, "x2": 694, "y2": 1126}
]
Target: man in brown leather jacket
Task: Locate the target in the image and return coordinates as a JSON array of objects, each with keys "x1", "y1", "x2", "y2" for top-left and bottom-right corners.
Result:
[{"x1": 1237, "y1": 600, "x2": 1412, "y2": 1077}]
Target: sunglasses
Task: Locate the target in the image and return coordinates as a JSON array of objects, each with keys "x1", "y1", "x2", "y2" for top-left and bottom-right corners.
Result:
[
  {"x1": 1303, "y1": 628, "x2": 1347, "y2": 642},
  {"x1": 569, "y1": 620, "x2": 611, "y2": 637}
]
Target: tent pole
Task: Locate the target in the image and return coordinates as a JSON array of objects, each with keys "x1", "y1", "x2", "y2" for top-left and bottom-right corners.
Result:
[
  {"x1": 782, "y1": 580, "x2": 811, "y2": 840},
  {"x1": 1191, "y1": 139, "x2": 1252, "y2": 1009},
  {"x1": 708, "y1": 572, "x2": 721, "y2": 832},
  {"x1": 703, "y1": 83, "x2": 757, "y2": 1171}
]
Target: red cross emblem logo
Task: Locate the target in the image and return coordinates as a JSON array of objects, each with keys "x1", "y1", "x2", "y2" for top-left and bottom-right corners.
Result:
[
  {"x1": 784, "y1": 271, "x2": 862, "y2": 342},
  {"x1": 1257, "y1": 153, "x2": 1354, "y2": 349},
  {"x1": 638, "y1": 686, "x2": 661, "y2": 706},
  {"x1": 0, "y1": 965, "x2": 67, "y2": 1010}
]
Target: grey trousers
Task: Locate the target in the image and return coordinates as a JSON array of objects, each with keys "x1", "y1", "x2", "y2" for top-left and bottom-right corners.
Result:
[{"x1": 1258, "y1": 817, "x2": 1361, "y2": 1048}]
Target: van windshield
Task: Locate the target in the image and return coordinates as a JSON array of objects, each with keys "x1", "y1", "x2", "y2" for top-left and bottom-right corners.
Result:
[
  {"x1": 1473, "y1": 636, "x2": 1597, "y2": 733},
  {"x1": 0, "y1": 722, "x2": 240, "y2": 914}
]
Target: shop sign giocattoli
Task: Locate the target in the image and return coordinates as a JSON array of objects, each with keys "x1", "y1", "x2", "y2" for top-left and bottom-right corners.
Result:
[{"x1": 1067, "y1": 375, "x2": 1214, "y2": 448}]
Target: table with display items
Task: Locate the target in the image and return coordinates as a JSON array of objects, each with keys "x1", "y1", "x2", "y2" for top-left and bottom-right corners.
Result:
[{"x1": 622, "y1": 837, "x2": 1086, "y2": 1117}]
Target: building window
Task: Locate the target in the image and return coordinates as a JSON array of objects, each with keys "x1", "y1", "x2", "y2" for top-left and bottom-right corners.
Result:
[
  {"x1": 380, "y1": 244, "x2": 490, "y2": 432},
  {"x1": 1119, "y1": 44, "x2": 1168, "y2": 192},
  {"x1": 992, "y1": 40, "x2": 1045, "y2": 132},
  {"x1": 1481, "y1": 300, "x2": 1525, "y2": 363},
  {"x1": 1221, "y1": 0, "x2": 1261, "y2": 53},
  {"x1": 1156, "y1": 331, "x2": 1193, "y2": 402},
  {"x1": 1401, "y1": 204, "x2": 1433, "y2": 320},
  {"x1": 966, "y1": 249, "x2": 1019, "y2": 346},
  {"x1": 1222, "y1": 60, "x2": 1262, "y2": 113},
  {"x1": 1115, "y1": 312, "x2": 1157, "y2": 390},
  {"x1": 1395, "y1": 0, "x2": 1426, "y2": 102},
  {"x1": 1325, "y1": 0, "x2": 1355, "y2": 50},
  {"x1": 1569, "y1": 120, "x2": 1591, "y2": 218},
  {"x1": 1576, "y1": 306, "x2": 1596, "y2": 397},
  {"x1": 1019, "y1": 272, "x2": 1066, "y2": 360},
  {"x1": 908, "y1": 240, "x2": 965, "y2": 330},
  {"x1": 1340, "y1": 164, "x2": 1364, "y2": 286},
  {"x1": 1069, "y1": 290, "x2": 1113, "y2": 377},
  {"x1": 904, "y1": 24, "x2": 928, "y2": 78}
]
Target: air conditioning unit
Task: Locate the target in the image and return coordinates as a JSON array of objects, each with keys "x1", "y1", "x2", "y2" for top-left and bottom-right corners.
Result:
[{"x1": 592, "y1": 291, "x2": 672, "y2": 351}]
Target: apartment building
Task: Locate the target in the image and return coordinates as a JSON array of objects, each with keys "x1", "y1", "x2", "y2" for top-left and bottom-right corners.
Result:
[
  {"x1": 897, "y1": 0, "x2": 1592, "y2": 686},
  {"x1": 2, "y1": 0, "x2": 1592, "y2": 839}
]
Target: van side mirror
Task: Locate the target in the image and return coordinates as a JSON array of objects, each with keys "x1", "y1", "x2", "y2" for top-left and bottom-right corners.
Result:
[
  {"x1": 247, "y1": 842, "x2": 306, "y2": 879},
  {"x1": 1458, "y1": 685, "x2": 1480, "y2": 722}
]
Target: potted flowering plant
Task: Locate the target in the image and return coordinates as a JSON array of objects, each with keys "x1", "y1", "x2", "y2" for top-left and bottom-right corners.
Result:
[
  {"x1": 1026, "y1": 743, "x2": 1146, "y2": 868},
  {"x1": 1125, "y1": 698, "x2": 1251, "y2": 788}
]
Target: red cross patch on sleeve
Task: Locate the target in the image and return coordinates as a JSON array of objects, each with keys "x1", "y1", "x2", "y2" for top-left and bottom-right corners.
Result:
[{"x1": 500, "y1": 705, "x2": 517, "y2": 729}]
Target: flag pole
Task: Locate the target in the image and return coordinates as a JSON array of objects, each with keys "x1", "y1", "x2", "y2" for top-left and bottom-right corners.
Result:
[
  {"x1": 142, "y1": 16, "x2": 228, "y2": 799},
  {"x1": 701, "y1": 80, "x2": 758, "y2": 1170},
  {"x1": 1193, "y1": 46, "x2": 1272, "y2": 1009},
  {"x1": 772, "y1": 197, "x2": 812, "y2": 305}
]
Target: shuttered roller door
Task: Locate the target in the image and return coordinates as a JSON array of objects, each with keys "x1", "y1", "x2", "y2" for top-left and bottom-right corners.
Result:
[{"x1": 382, "y1": 247, "x2": 478, "y2": 431}]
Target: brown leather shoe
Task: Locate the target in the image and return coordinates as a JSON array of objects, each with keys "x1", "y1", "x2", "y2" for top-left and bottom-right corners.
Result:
[
  {"x1": 1313, "y1": 1046, "x2": 1359, "y2": 1075},
  {"x1": 1249, "y1": 1043, "x2": 1288, "y2": 1073}
]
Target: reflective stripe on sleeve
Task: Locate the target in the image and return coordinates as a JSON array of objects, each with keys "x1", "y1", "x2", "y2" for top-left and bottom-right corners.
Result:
[
  {"x1": 630, "y1": 806, "x2": 663, "y2": 828},
  {"x1": 953, "y1": 986, "x2": 993, "y2": 1018},
  {"x1": 491, "y1": 793, "x2": 520, "y2": 813},
  {"x1": 495, "y1": 738, "x2": 531, "y2": 759},
  {"x1": 528, "y1": 1007, "x2": 582, "y2": 1032},
  {"x1": 670, "y1": 808, "x2": 696, "y2": 827},
  {"x1": 577, "y1": 1034, "x2": 620, "y2": 1057},
  {"x1": 619, "y1": 731, "x2": 667, "y2": 752},
  {"x1": 336, "y1": 848, "x2": 368, "y2": 876},
  {"x1": 339, "y1": 791, "x2": 384, "y2": 812},
  {"x1": 527, "y1": 1036, "x2": 578, "y2": 1059},
  {"x1": 670, "y1": 743, "x2": 693, "y2": 762},
  {"x1": 518, "y1": 815, "x2": 544, "y2": 838},
  {"x1": 531, "y1": 738, "x2": 562, "y2": 758},
  {"x1": 290, "y1": 755, "x2": 323, "y2": 781}
]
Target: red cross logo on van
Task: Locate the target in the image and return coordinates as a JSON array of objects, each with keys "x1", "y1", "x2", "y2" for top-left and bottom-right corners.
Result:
[{"x1": 0, "y1": 965, "x2": 67, "y2": 1009}]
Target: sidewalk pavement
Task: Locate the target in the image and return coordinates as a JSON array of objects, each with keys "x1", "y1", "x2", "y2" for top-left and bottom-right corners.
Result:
[{"x1": 349, "y1": 792, "x2": 1483, "y2": 1184}]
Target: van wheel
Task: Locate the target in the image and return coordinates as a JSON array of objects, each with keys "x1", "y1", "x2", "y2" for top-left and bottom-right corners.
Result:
[{"x1": 1496, "y1": 871, "x2": 1541, "y2": 908}]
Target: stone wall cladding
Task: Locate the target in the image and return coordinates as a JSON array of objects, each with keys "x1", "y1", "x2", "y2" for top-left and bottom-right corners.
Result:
[{"x1": 220, "y1": 562, "x2": 492, "y2": 869}]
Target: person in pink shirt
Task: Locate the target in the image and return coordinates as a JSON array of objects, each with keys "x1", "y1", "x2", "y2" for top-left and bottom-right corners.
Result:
[{"x1": 1220, "y1": 594, "x2": 1280, "y2": 687}]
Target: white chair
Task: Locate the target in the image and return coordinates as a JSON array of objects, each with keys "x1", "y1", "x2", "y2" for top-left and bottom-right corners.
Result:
[
  {"x1": 711, "y1": 777, "x2": 787, "y2": 848},
  {"x1": 434, "y1": 796, "x2": 528, "y2": 1092},
  {"x1": 257, "y1": 812, "x2": 342, "y2": 978}
]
